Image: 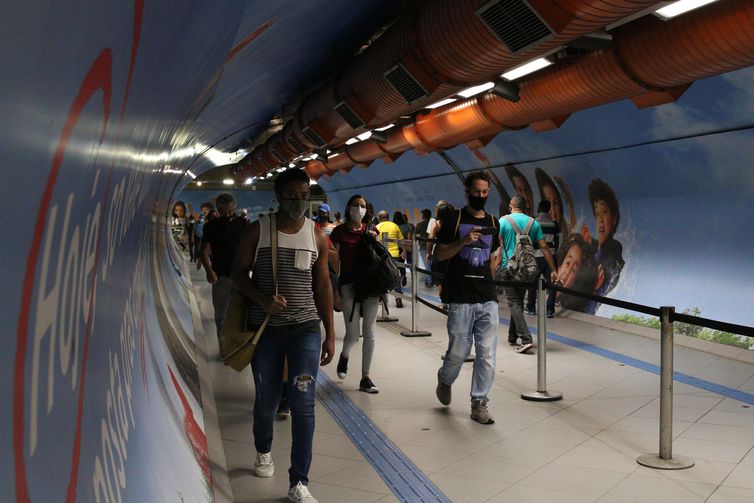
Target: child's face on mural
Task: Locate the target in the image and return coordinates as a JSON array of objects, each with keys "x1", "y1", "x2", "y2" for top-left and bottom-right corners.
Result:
[
  {"x1": 542, "y1": 183, "x2": 561, "y2": 223},
  {"x1": 512, "y1": 175, "x2": 532, "y2": 213},
  {"x1": 557, "y1": 244, "x2": 583, "y2": 289},
  {"x1": 594, "y1": 200, "x2": 616, "y2": 246}
]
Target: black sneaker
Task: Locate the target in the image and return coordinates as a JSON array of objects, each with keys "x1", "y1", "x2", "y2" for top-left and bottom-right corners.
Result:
[
  {"x1": 336, "y1": 355, "x2": 348, "y2": 379},
  {"x1": 436, "y1": 371, "x2": 451, "y2": 405},
  {"x1": 359, "y1": 377, "x2": 379, "y2": 394},
  {"x1": 508, "y1": 337, "x2": 518, "y2": 346},
  {"x1": 516, "y1": 343, "x2": 534, "y2": 354},
  {"x1": 396, "y1": 298, "x2": 403, "y2": 308},
  {"x1": 547, "y1": 312, "x2": 554, "y2": 319},
  {"x1": 276, "y1": 397, "x2": 290, "y2": 419},
  {"x1": 525, "y1": 309, "x2": 536, "y2": 315}
]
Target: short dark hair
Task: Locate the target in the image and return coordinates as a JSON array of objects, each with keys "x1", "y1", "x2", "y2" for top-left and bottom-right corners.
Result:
[
  {"x1": 200, "y1": 202, "x2": 214, "y2": 210},
  {"x1": 538, "y1": 200, "x2": 551, "y2": 213},
  {"x1": 464, "y1": 171, "x2": 491, "y2": 189},
  {"x1": 392, "y1": 211, "x2": 405, "y2": 225},
  {"x1": 216, "y1": 193, "x2": 235, "y2": 207},
  {"x1": 588, "y1": 178, "x2": 620, "y2": 231},
  {"x1": 421, "y1": 208, "x2": 432, "y2": 220},
  {"x1": 510, "y1": 195, "x2": 526, "y2": 210},
  {"x1": 274, "y1": 168, "x2": 310, "y2": 194}
]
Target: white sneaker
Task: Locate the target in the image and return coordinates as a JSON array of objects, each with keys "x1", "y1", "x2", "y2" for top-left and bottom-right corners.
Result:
[
  {"x1": 287, "y1": 481, "x2": 318, "y2": 502},
  {"x1": 254, "y1": 451, "x2": 274, "y2": 477}
]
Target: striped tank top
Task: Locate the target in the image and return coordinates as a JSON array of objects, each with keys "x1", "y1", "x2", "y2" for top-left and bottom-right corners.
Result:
[{"x1": 247, "y1": 215, "x2": 320, "y2": 328}]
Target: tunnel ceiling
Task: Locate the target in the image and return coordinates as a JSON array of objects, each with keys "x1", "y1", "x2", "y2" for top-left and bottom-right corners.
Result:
[{"x1": 206, "y1": 0, "x2": 754, "y2": 188}]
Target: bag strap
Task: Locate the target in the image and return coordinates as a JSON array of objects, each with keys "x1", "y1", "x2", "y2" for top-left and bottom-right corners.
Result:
[
  {"x1": 248, "y1": 214, "x2": 277, "y2": 344},
  {"x1": 453, "y1": 209, "x2": 462, "y2": 240},
  {"x1": 522, "y1": 217, "x2": 534, "y2": 236}
]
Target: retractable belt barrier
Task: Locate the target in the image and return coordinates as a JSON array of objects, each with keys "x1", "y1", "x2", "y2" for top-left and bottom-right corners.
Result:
[{"x1": 380, "y1": 234, "x2": 754, "y2": 470}]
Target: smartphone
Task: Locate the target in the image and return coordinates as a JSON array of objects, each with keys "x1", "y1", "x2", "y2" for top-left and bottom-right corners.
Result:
[{"x1": 477, "y1": 227, "x2": 497, "y2": 235}]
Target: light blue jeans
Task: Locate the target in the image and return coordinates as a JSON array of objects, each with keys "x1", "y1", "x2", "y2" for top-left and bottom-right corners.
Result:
[{"x1": 439, "y1": 301, "x2": 499, "y2": 401}]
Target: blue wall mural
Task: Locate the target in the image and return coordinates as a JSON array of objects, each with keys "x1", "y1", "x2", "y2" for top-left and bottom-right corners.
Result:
[{"x1": 320, "y1": 67, "x2": 754, "y2": 332}]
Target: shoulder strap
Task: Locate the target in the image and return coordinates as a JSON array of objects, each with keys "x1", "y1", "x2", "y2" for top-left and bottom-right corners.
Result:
[
  {"x1": 522, "y1": 217, "x2": 534, "y2": 236},
  {"x1": 453, "y1": 209, "x2": 462, "y2": 240},
  {"x1": 503, "y1": 215, "x2": 521, "y2": 234},
  {"x1": 270, "y1": 213, "x2": 278, "y2": 294}
]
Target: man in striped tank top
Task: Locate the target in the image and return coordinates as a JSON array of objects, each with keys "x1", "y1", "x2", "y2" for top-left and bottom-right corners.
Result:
[{"x1": 231, "y1": 169, "x2": 334, "y2": 503}]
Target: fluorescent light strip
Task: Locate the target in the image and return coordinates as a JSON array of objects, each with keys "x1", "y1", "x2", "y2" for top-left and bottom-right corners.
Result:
[
  {"x1": 345, "y1": 137, "x2": 359, "y2": 145},
  {"x1": 356, "y1": 131, "x2": 373, "y2": 141},
  {"x1": 375, "y1": 123, "x2": 394, "y2": 131},
  {"x1": 655, "y1": 0, "x2": 717, "y2": 19},
  {"x1": 222, "y1": 178, "x2": 234, "y2": 185},
  {"x1": 501, "y1": 57, "x2": 553, "y2": 81},
  {"x1": 457, "y1": 82, "x2": 494, "y2": 98},
  {"x1": 426, "y1": 98, "x2": 456, "y2": 109}
]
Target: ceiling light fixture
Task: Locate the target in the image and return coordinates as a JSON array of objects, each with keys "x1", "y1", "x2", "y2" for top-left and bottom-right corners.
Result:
[
  {"x1": 345, "y1": 137, "x2": 359, "y2": 145},
  {"x1": 501, "y1": 57, "x2": 553, "y2": 81},
  {"x1": 196, "y1": 181, "x2": 203, "y2": 187},
  {"x1": 375, "y1": 123, "x2": 394, "y2": 131},
  {"x1": 654, "y1": 0, "x2": 717, "y2": 19},
  {"x1": 244, "y1": 178, "x2": 252, "y2": 185},
  {"x1": 426, "y1": 98, "x2": 456, "y2": 109},
  {"x1": 222, "y1": 178, "x2": 234, "y2": 185},
  {"x1": 457, "y1": 82, "x2": 494, "y2": 98},
  {"x1": 356, "y1": 131, "x2": 372, "y2": 141}
]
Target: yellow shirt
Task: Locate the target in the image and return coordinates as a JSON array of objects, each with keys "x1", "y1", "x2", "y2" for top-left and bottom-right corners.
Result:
[{"x1": 376, "y1": 221, "x2": 404, "y2": 258}]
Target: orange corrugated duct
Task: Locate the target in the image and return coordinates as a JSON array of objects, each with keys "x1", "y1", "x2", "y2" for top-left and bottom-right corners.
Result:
[
  {"x1": 327, "y1": 0, "x2": 754, "y2": 171},
  {"x1": 296, "y1": 0, "x2": 660, "y2": 152}
]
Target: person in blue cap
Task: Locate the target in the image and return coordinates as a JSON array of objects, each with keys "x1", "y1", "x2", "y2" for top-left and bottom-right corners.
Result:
[{"x1": 314, "y1": 203, "x2": 336, "y2": 235}]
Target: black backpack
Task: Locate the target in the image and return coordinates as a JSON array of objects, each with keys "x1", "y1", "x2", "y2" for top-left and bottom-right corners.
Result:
[{"x1": 352, "y1": 231, "x2": 401, "y2": 303}]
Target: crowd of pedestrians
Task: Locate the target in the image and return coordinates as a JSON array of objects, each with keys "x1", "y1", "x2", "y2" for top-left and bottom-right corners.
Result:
[{"x1": 171, "y1": 168, "x2": 563, "y2": 502}]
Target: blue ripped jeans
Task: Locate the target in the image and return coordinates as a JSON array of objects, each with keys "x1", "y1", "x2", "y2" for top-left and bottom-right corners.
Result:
[
  {"x1": 439, "y1": 301, "x2": 499, "y2": 402},
  {"x1": 251, "y1": 326, "x2": 321, "y2": 486}
]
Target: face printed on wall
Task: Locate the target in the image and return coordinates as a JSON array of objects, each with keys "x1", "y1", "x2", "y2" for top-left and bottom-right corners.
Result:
[
  {"x1": 594, "y1": 199, "x2": 616, "y2": 247},
  {"x1": 557, "y1": 243, "x2": 583, "y2": 289},
  {"x1": 542, "y1": 183, "x2": 562, "y2": 223},
  {"x1": 512, "y1": 175, "x2": 533, "y2": 214}
]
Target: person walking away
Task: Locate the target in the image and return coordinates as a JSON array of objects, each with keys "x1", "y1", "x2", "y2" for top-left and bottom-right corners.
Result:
[
  {"x1": 231, "y1": 168, "x2": 334, "y2": 503},
  {"x1": 434, "y1": 172, "x2": 501, "y2": 425},
  {"x1": 525, "y1": 200, "x2": 559, "y2": 317},
  {"x1": 414, "y1": 209, "x2": 432, "y2": 286},
  {"x1": 330, "y1": 195, "x2": 380, "y2": 394},
  {"x1": 499, "y1": 196, "x2": 558, "y2": 353},
  {"x1": 376, "y1": 210, "x2": 405, "y2": 308},
  {"x1": 199, "y1": 193, "x2": 249, "y2": 333},
  {"x1": 393, "y1": 211, "x2": 411, "y2": 292},
  {"x1": 187, "y1": 214, "x2": 196, "y2": 262}
]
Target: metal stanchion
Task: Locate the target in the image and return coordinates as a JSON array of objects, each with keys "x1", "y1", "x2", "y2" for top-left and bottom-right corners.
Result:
[
  {"x1": 521, "y1": 276, "x2": 563, "y2": 402},
  {"x1": 401, "y1": 231, "x2": 431, "y2": 337},
  {"x1": 637, "y1": 306, "x2": 694, "y2": 470},
  {"x1": 376, "y1": 232, "x2": 399, "y2": 323}
]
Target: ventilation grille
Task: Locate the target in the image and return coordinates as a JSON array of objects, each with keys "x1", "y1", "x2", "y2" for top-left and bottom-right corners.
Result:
[
  {"x1": 334, "y1": 102, "x2": 365, "y2": 129},
  {"x1": 477, "y1": 0, "x2": 553, "y2": 54},
  {"x1": 384, "y1": 64, "x2": 428, "y2": 104},
  {"x1": 302, "y1": 127, "x2": 326, "y2": 147},
  {"x1": 287, "y1": 137, "x2": 305, "y2": 154}
]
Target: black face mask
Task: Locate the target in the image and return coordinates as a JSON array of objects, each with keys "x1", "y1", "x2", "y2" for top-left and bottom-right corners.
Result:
[{"x1": 468, "y1": 195, "x2": 487, "y2": 211}]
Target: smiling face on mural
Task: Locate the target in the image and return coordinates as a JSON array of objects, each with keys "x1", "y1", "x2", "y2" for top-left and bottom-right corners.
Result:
[
  {"x1": 557, "y1": 242, "x2": 583, "y2": 289},
  {"x1": 594, "y1": 199, "x2": 617, "y2": 247},
  {"x1": 511, "y1": 174, "x2": 533, "y2": 214}
]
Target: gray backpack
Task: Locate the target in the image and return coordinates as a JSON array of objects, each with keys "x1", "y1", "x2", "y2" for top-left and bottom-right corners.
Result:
[{"x1": 501, "y1": 215, "x2": 539, "y2": 283}]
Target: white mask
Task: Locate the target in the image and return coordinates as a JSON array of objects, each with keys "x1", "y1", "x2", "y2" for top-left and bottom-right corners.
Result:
[{"x1": 349, "y1": 206, "x2": 367, "y2": 222}]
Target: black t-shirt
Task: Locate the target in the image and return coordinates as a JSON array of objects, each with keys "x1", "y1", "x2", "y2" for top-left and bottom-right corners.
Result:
[
  {"x1": 201, "y1": 215, "x2": 249, "y2": 277},
  {"x1": 437, "y1": 208, "x2": 500, "y2": 304}
]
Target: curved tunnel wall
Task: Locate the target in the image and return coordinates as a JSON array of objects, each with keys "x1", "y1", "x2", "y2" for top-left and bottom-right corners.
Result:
[
  {"x1": 0, "y1": 1, "x2": 402, "y2": 501},
  {"x1": 2, "y1": 1, "x2": 754, "y2": 502}
]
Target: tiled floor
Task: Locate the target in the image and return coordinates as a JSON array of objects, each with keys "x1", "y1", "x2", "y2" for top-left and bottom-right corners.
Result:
[{"x1": 192, "y1": 272, "x2": 754, "y2": 502}]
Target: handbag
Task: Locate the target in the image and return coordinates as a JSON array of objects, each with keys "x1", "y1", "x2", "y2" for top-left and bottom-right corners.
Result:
[{"x1": 218, "y1": 214, "x2": 278, "y2": 371}]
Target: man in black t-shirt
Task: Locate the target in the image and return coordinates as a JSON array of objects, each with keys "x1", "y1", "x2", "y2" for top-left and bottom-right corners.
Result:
[
  {"x1": 200, "y1": 193, "x2": 249, "y2": 332},
  {"x1": 434, "y1": 172, "x2": 500, "y2": 425}
]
